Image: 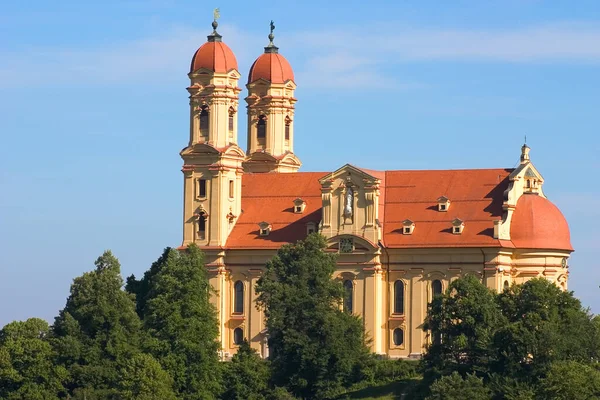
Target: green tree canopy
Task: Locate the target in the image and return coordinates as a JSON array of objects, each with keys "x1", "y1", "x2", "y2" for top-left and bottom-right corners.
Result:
[
  {"x1": 0, "y1": 318, "x2": 68, "y2": 400},
  {"x1": 539, "y1": 360, "x2": 600, "y2": 400},
  {"x1": 127, "y1": 245, "x2": 222, "y2": 399},
  {"x1": 256, "y1": 234, "x2": 370, "y2": 399},
  {"x1": 52, "y1": 250, "x2": 174, "y2": 398},
  {"x1": 222, "y1": 339, "x2": 271, "y2": 400},
  {"x1": 423, "y1": 274, "x2": 504, "y2": 380},
  {"x1": 425, "y1": 371, "x2": 491, "y2": 400},
  {"x1": 493, "y1": 278, "x2": 599, "y2": 379}
]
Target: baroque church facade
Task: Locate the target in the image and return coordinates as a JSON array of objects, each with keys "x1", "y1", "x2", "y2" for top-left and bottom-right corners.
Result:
[{"x1": 179, "y1": 18, "x2": 573, "y2": 359}]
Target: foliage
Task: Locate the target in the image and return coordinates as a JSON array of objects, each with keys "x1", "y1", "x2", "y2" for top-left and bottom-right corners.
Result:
[
  {"x1": 222, "y1": 340, "x2": 271, "y2": 400},
  {"x1": 493, "y1": 278, "x2": 599, "y2": 380},
  {"x1": 52, "y1": 250, "x2": 148, "y2": 397},
  {"x1": 425, "y1": 371, "x2": 491, "y2": 400},
  {"x1": 423, "y1": 276, "x2": 600, "y2": 399},
  {"x1": 256, "y1": 234, "x2": 371, "y2": 399},
  {"x1": 117, "y1": 353, "x2": 177, "y2": 400},
  {"x1": 423, "y1": 275, "x2": 504, "y2": 380},
  {"x1": 127, "y1": 245, "x2": 222, "y2": 399},
  {"x1": 364, "y1": 358, "x2": 419, "y2": 384},
  {"x1": 538, "y1": 360, "x2": 600, "y2": 400},
  {"x1": 0, "y1": 318, "x2": 68, "y2": 399},
  {"x1": 51, "y1": 250, "x2": 176, "y2": 399}
]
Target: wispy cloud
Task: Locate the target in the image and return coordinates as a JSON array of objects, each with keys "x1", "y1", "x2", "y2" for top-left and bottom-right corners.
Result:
[{"x1": 2, "y1": 22, "x2": 600, "y2": 89}]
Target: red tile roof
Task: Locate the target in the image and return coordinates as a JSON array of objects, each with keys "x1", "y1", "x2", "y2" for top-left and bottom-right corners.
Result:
[
  {"x1": 190, "y1": 41, "x2": 238, "y2": 73},
  {"x1": 248, "y1": 52, "x2": 295, "y2": 84},
  {"x1": 382, "y1": 168, "x2": 511, "y2": 248},
  {"x1": 225, "y1": 172, "x2": 324, "y2": 249},
  {"x1": 222, "y1": 168, "x2": 570, "y2": 252}
]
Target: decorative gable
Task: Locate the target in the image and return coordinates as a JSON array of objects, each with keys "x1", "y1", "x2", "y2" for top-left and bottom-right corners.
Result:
[{"x1": 318, "y1": 164, "x2": 383, "y2": 244}]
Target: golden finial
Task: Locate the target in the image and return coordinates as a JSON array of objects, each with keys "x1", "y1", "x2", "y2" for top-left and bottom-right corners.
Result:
[
  {"x1": 208, "y1": 8, "x2": 222, "y2": 42},
  {"x1": 265, "y1": 20, "x2": 279, "y2": 53}
]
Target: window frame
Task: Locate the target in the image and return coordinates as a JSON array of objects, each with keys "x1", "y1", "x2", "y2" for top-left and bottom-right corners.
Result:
[
  {"x1": 393, "y1": 280, "x2": 405, "y2": 314},
  {"x1": 343, "y1": 279, "x2": 353, "y2": 314},
  {"x1": 393, "y1": 328, "x2": 404, "y2": 346},
  {"x1": 432, "y1": 279, "x2": 443, "y2": 298},
  {"x1": 233, "y1": 280, "x2": 244, "y2": 314},
  {"x1": 198, "y1": 179, "x2": 207, "y2": 199},
  {"x1": 233, "y1": 327, "x2": 244, "y2": 345},
  {"x1": 257, "y1": 115, "x2": 266, "y2": 140},
  {"x1": 199, "y1": 105, "x2": 210, "y2": 137}
]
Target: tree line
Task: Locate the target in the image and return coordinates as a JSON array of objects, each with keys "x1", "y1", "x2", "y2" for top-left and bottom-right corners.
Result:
[{"x1": 0, "y1": 234, "x2": 598, "y2": 399}]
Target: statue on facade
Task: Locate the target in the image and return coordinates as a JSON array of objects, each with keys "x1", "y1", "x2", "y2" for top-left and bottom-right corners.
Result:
[{"x1": 344, "y1": 187, "x2": 353, "y2": 218}]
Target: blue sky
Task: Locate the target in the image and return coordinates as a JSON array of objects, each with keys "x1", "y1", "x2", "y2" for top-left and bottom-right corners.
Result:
[{"x1": 1, "y1": 0, "x2": 599, "y2": 327}]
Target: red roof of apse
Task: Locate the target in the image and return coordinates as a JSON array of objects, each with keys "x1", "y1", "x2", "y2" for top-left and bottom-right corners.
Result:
[{"x1": 509, "y1": 193, "x2": 573, "y2": 251}]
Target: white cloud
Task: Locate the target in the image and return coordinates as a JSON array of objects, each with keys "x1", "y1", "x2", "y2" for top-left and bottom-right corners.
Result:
[{"x1": 2, "y1": 22, "x2": 600, "y2": 89}]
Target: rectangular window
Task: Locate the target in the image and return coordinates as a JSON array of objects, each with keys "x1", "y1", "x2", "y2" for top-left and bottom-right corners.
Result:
[
  {"x1": 229, "y1": 180, "x2": 234, "y2": 198},
  {"x1": 257, "y1": 116, "x2": 266, "y2": 139},
  {"x1": 198, "y1": 179, "x2": 207, "y2": 198},
  {"x1": 198, "y1": 215, "x2": 206, "y2": 240},
  {"x1": 285, "y1": 123, "x2": 290, "y2": 140},
  {"x1": 229, "y1": 114, "x2": 234, "y2": 132}
]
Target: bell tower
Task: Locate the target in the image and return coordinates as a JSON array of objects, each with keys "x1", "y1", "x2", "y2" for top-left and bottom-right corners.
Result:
[
  {"x1": 244, "y1": 21, "x2": 301, "y2": 173},
  {"x1": 181, "y1": 16, "x2": 245, "y2": 248}
]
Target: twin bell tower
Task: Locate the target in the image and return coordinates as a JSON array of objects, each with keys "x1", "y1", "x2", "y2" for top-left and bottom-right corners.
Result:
[{"x1": 181, "y1": 15, "x2": 300, "y2": 247}]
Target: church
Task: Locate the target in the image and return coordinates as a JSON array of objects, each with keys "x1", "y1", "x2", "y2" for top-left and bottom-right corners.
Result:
[{"x1": 179, "y1": 17, "x2": 573, "y2": 359}]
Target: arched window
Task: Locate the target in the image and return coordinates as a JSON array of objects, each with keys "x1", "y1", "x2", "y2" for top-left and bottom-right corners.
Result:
[
  {"x1": 198, "y1": 212, "x2": 206, "y2": 240},
  {"x1": 199, "y1": 105, "x2": 209, "y2": 137},
  {"x1": 503, "y1": 280, "x2": 510, "y2": 290},
  {"x1": 343, "y1": 280, "x2": 353, "y2": 314},
  {"x1": 394, "y1": 280, "x2": 405, "y2": 314},
  {"x1": 285, "y1": 116, "x2": 291, "y2": 141},
  {"x1": 233, "y1": 327, "x2": 243, "y2": 345},
  {"x1": 228, "y1": 107, "x2": 235, "y2": 135},
  {"x1": 393, "y1": 328, "x2": 404, "y2": 346},
  {"x1": 234, "y1": 281, "x2": 244, "y2": 314},
  {"x1": 257, "y1": 115, "x2": 266, "y2": 140},
  {"x1": 432, "y1": 280, "x2": 442, "y2": 297}
]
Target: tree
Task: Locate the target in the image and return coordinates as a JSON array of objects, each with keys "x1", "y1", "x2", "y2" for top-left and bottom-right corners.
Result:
[
  {"x1": 423, "y1": 275, "x2": 504, "y2": 380},
  {"x1": 493, "y1": 278, "x2": 599, "y2": 380},
  {"x1": 538, "y1": 360, "x2": 600, "y2": 400},
  {"x1": 117, "y1": 353, "x2": 177, "y2": 400},
  {"x1": 425, "y1": 372, "x2": 491, "y2": 400},
  {"x1": 52, "y1": 250, "x2": 173, "y2": 398},
  {"x1": 222, "y1": 340, "x2": 270, "y2": 400},
  {"x1": 255, "y1": 234, "x2": 370, "y2": 399},
  {"x1": 127, "y1": 245, "x2": 222, "y2": 399},
  {"x1": 0, "y1": 318, "x2": 68, "y2": 399}
]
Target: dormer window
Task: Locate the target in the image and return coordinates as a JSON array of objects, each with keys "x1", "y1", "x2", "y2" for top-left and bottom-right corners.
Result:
[
  {"x1": 402, "y1": 219, "x2": 415, "y2": 235},
  {"x1": 293, "y1": 198, "x2": 306, "y2": 214},
  {"x1": 306, "y1": 222, "x2": 316, "y2": 235},
  {"x1": 437, "y1": 196, "x2": 450, "y2": 212},
  {"x1": 258, "y1": 221, "x2": 271, "y2": 236},
  {"x1": 451, "y1": 218, "x2": 465, "y2": 235}
]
